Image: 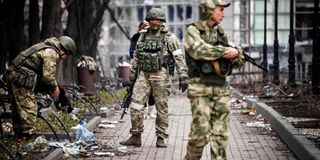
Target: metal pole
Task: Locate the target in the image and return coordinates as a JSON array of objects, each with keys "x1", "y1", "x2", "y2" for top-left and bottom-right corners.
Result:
[
  {"x1": 262, "y1": 0, "x2": 268, "y2": 82},
  {"x1": 312, "y1": 0, "x2": 320, "y2": 94},
  {"x1": 288, "y1": 0, "x2": 296, "y2": 86},
  {"x1": 248, "y1": 0, "x2": 251, "y2": 72},
  {"x1": 273, "y1": 0, "x2": 280, "y2": 85}
]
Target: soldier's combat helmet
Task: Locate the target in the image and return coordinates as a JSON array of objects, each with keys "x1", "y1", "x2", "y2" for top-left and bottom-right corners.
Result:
[
  {"x1": 199, "y1": 0, "x2": 230, "y2": 19},
  {"x1": 145, "y1": 8, "x2": 166, "y2": 22},
  {"x1": 58, "y1": 36, "x2": 76, "y2": 55}
]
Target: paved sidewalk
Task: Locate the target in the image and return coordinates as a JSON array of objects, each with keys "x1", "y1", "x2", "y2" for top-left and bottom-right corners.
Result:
[{"x1": 92, "y1": 94, "x2": 297, "y2": 160}]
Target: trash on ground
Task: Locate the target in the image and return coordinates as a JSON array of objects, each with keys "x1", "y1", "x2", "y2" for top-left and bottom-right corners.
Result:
[
  {"x1": 75, "y1": 126, "x2": 97, "y2": 142},
  {"x1": 98, "y1": 124, "x2": 116, "y2": 128},
  {"x1": 100, "y1": 120, "x2": 119, "y2": 124},
  {"x1": 94, "y1": 151, "x2": 115, "y2": 157}
]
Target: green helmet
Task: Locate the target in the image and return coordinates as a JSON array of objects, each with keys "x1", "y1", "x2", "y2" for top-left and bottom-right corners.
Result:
[
  {"x1": 145, "y1": 8, "x2": 166, "y2": 22},
  {"x1": 58, "y1": 36, "x2": 76, "y2": 55},
  {"x1": 199, "y1": 0, "x2": 230, "y2": 19}
]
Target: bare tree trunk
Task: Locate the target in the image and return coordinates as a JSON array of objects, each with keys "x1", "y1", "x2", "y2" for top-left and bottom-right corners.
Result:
[
  {"x1": 0, "y1": 0, "x2": 26, "y2": 67},
  {"x1": 41, "y1": 0, "x2": 62, "y2": 39},
  {"x1": 60, "y1": 0, "x2": 105, "y2": 84},
  {"x1": 29, "y1": 0, "x2": 40, "y2": 45},
  {"x1": 66, "y1": 0, "x2": 104, "y2": 57},
  {"x1": 0, "y1": 1, "x2": 7, "y2": 73}
]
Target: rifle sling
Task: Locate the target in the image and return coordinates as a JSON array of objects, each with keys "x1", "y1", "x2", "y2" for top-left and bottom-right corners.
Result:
[
  {"x1": 211, "y1": 60, "x2": 232, "y2": 77},
  {"x1": 211, "y1": 61, "x2": 223, "y2": 77}
]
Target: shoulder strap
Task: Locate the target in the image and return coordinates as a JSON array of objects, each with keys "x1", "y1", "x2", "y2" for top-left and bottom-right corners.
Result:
[
  {"x1": 217, "y1": 25, "x2": 228, "y2": 43},
  {"x1": 139, "y1": 32, "x2": 147, "y2": 42},
  {"x1": 11, "y1": 43, "x2": 54, "y2": 68}
]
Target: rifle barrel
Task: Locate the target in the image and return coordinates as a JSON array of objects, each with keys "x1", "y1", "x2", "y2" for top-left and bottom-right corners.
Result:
[
  {"x1": 120, "y1": 108, "x2": 126, "y2": 119},
  {"x1": 217, "y1": 39, "x2": 268, "y2": 73}
]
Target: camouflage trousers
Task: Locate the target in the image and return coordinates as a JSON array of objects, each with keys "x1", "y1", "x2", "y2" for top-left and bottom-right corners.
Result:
[
  {"x1": 6, "y1": 74, "x2": 38, "y2": 135},
  {"x1": 129, "y1": 69, "x2": 171, "y2": 139},
  {"x1": 184, "y1": 82, "x2": 230, "y2": 160}
]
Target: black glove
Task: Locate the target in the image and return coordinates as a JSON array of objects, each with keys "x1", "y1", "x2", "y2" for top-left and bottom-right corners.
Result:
[
  {"x1": 122, "y1": 81, "x2": 132, "y2": 87},
  {"x1": 54, "y1": 86, "x2": 73, "y2": 113},
  {"x1": 179, "y1": 78, "x2": 188, "y2": 93}
]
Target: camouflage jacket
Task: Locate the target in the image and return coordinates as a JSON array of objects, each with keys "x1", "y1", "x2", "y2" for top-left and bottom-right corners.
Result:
[{"x1": 184, "y1": 20, "x2": 245, "y2": 84}]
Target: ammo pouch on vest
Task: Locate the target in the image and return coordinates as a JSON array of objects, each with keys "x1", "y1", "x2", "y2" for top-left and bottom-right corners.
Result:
[
  {"x1": 12, "y1": 66, "x2": 37, "y2": 89},
  {"x1": 137, "y1": 34, "x2": 164, "y2": 72},
  {"x1": 138, "y1": 51, "x2": 163, "y2": 72},
  {"x1": 199, "y1": 59, "x2": 232, "y2": 77}
]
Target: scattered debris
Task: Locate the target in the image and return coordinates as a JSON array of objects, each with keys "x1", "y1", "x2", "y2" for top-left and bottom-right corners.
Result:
[
  {"x1": 98, "y1": 124, "x2": 116, "y2": 128},
  {"x1": 94, "y1": 151, "x2": 115, "y2": 157}
]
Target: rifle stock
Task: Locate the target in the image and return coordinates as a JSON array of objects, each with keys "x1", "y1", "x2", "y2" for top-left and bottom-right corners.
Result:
[
  {"x1": 120, "y1": 89, "x2": 133, "y2": 119},
  {"x1": 120, "y1": 71, "x2": 138, "y2": 119},
  {"x1": 217, "y1": 40, "x2": 269, "y2": 73}
]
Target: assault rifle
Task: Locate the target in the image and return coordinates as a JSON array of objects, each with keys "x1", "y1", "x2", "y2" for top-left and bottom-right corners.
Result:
[
  {"x1": 120, "y1": 71, "x2": 138, "y2": 119},
  {"x1": 217, "y1": 39, "x2": 269, "y2": 72}
]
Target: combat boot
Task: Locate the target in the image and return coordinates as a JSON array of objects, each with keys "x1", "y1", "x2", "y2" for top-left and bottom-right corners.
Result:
[
  {"x1": 156, "y1": 137, "x2": 167, "y2": 148},
  {"x1": 119, "y1": 134, "x2": 141, "y2": 147}
]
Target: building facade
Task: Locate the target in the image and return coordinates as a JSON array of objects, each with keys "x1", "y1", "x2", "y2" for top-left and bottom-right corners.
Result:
[{"x1": 98, "y1": 0, "x2": 315, "y2": 79}]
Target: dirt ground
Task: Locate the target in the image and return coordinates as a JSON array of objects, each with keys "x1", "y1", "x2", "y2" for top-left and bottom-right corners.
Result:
[
  {"x1": 231, "y1": 83, "x2": 320, "y2": 118},
  {"x1": 231, "y1": 82, "x2": 320, "y2": 149}
]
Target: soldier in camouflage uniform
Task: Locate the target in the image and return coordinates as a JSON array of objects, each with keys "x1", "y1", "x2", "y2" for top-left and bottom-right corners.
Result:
[
  {"x1": 5, "y1": 36, "x2": 76, "y2": 138},
  {"x1": 183, "y1": 0, "x2": 245, "y2": 159},
  {"x1": 120, "y1": 7, "x2": 188, "y2": 148}
]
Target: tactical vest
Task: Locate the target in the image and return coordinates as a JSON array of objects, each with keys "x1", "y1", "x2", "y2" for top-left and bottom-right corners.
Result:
[
  {"x1": 8, "y1": 42, "x2": 57, "y2": 89},
  {"x1": 136, "y1": 31, "x2": 175, "y2": 75},
  {"x1": 11, "y1": 42, "x2": 57, "y2": 74},
  {"x1": 185, "y1": 23, "x2": 233, "y2": 85}
]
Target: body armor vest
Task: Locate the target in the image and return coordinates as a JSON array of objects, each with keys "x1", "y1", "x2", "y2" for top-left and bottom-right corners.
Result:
[
  {"x1": 11, "y1": 42, "x2": 56, "y2": 74},
  {"x1": 136, "y1": 32, "x2": 166, "y2": 72},
  {"x1": 8, "y1": 43, "x2": 57, "y2": 89},
  {"x1": 185, "y1": 23, "x2": 233, "y2": 84}
]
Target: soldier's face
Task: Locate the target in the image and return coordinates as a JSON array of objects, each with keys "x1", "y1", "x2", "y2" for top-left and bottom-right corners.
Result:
[
  {"x1": 60, "y1": 49, "x2": 70, "y2": 59},
  {"x1": 209, "y1": 6, "x2": 225, "y2": 26},
  {"x1": 149, "y1": 19, "x2": 162, "y2": 31}
]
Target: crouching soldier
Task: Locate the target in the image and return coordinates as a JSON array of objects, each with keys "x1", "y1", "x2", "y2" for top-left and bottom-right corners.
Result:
[{"x1": 4, "y1": 36, "x2": 76, "y2": 139}]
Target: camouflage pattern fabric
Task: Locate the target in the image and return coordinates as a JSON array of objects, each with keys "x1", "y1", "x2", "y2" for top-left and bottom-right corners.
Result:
[
  {"x1": 129, "y1": 26, "x2": 188, "y2": 139},
  {"x1": 183, "y1": 20, "x2": 244, "y2": 160},
  {"x1": 129, "y1": 68, "x2": 171, "y2": 138},
  {"x1": 185, "y1": 82, "x2": 230, "y2": 160},
  {"x1": 5, "y1": 37, "x2": 61, "y2": 135},
  {"x1": 5, "y1": 78, "x2": 38, "y2": 135}
]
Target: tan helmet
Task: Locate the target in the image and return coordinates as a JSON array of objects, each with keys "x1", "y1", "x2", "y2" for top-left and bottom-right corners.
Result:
[
  {"x1": 145, "y1": 8, "x2": 166, "y2": 22},
  {"x1": 199, "y1": 0, "x2": 230, "y2": 19},
  {"x1": 58, "y1": 36, "x2": 76, "y2": 55}
]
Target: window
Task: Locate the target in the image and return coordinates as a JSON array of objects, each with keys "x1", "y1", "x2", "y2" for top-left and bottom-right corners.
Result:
[
  {"x1": 186, "y1": 5, "x2": 192, "y2": 19},
  {"x1": 138, "y1": 6, "x2": 144, "y2": 22},
  {"x1": 177, "y1": 5, "x2": 183, "y2": 21},
  {"x1": 168, "y1": 5, "x2": 174, "y2": 22}
]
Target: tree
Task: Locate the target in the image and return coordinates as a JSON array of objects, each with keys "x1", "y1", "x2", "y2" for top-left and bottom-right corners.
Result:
[
  {"x1": 0, "y1": 0, "x2": 26, "y2": 74},
  {"x1": 59, "y1": 0, "x2": 105, "y2": 83},
  {"x1": 28, "y1": 0, "x2": 41, "y2": 45}
]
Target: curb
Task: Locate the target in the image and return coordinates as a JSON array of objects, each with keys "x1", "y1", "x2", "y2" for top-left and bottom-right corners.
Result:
[
  {"x1": 256, "y1": 102, "x2": 320, "y2": 160},
  {"x1": 232, "y1": 89, "x2": 320, "y2": 160}
]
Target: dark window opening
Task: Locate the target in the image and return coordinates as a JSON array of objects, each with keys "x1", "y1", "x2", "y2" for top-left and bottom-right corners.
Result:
[
  {"x1": 177, "y1": 5, "x2": 183, "y2": 21},
  {"x1": 138, "y1": 7, "x2": 144, "y2": 22},
  {"x1": 168, "y1": 5, "x2": 174, "y2": 22},
  {"x1": 186, "y1": 5, "x2": 192, "y2": 19}
]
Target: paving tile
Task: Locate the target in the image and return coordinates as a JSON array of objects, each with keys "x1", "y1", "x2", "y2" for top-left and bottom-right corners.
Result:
[{"x1": 91, "y1": 95, "x2": 297, "y2": 160}]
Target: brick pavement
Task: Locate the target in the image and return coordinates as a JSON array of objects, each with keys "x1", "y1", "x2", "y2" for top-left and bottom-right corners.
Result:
[{"x1": 92, "y1": 95, "x2": 297, "y2": 160}]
